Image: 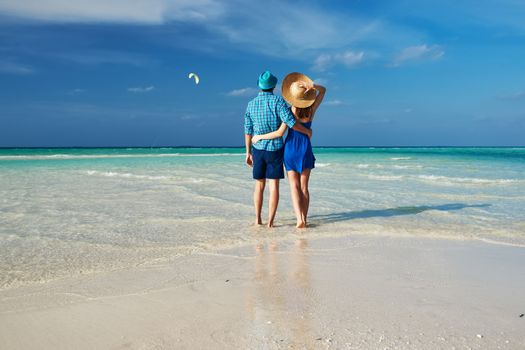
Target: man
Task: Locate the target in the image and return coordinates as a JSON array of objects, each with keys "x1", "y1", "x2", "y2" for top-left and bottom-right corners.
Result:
[{"x1": 244, "y1": 70, "x2": 312, "y2": 228}]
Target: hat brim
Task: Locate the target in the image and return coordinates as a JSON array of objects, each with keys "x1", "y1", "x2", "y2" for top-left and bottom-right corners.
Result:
[
  {"x1": 281, "y1": 72, "x2": 317, "y2": 108},
  {"x1": 258, "y1": 74, "x2": 277, "y2": 90},
  {"x1": 258, "y1": 80, "x2": 276, "y2": 90}
]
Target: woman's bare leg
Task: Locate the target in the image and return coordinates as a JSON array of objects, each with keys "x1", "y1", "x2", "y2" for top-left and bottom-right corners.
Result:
[
  {"x1": 287, "y1": 171, "x2": 305, "y2": 228},
  {"x1": 300, "y1": 169, "x2": 311, "y2": 225}
]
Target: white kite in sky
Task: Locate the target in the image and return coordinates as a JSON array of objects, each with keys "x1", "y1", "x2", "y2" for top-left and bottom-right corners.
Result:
[{"x1": 188, "y1": 73, "x2": 200, "y2": 84}]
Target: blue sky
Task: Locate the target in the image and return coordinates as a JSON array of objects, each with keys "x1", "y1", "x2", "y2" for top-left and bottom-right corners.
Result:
[{"x1": 0, "y1": 0, "x2": 524, "y2": 147}]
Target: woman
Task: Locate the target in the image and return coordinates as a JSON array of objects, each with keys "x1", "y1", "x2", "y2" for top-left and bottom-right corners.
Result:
[{"x1": 252, "y1": 72, "x2": 326, "y2": 228}]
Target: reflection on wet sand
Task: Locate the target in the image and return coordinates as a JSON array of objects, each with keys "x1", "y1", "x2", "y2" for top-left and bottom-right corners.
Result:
[{"x1": 244, "y1": 238, "x2": 316, "y2": 347}]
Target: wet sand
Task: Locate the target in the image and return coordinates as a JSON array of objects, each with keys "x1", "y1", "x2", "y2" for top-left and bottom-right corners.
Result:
[{"x1": 1, "y1": 234, "x2": 524, "y2": 349}]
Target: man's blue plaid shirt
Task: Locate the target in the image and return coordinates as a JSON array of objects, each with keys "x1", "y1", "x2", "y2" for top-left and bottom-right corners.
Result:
[{"x1": 244, "y1": 92, "x2": 296, "y2": 151}]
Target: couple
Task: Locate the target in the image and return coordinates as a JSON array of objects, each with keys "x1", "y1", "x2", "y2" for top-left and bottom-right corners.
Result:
[{"x1": 244, "y1": 70, "x2": 326, "y2": 228}]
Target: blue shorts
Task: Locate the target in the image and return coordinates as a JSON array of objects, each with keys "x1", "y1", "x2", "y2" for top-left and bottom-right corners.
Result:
[{"x1": 252, "y1": 148, "x2": 285, "y2": 180}]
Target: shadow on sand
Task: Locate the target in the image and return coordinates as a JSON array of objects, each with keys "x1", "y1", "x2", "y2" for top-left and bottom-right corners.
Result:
[{"x1": 309, "y1": 203, "x2": 491, "y2": 224}]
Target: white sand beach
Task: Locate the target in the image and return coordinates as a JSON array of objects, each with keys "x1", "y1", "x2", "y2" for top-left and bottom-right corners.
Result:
[
  {"x1": 1, "y1": 234, "x2": 524, "y2": 349},
  {"x1": 1, "y1": 148, "x2": 524, "y2": 349}
]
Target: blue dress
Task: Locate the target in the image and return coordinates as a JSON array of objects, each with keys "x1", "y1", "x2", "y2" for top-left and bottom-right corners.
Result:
[{"x1": 284, "y1": 121, "x2": 316, "y2": 173}]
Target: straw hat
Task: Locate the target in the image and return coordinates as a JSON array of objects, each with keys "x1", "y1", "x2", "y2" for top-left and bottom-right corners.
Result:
[{"x1": 281, "y1": 72, "x2": 317, "y2": 108}]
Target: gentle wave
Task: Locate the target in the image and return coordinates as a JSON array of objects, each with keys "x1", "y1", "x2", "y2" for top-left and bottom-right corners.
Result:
[
  {"x1": 365, "y1": 173, "x2": 522, "y2": 185},
  {"x1": 390, "y1": 157, "x2": 412, "y2": 160},
  {"x1": 86, "y1": 170, "x2": 170, "y2": 180},
  {"x1": 393, "y1": 165, "x2": 423, "y2": 169},
  {"x1": 85, "y1": 170, "x2": 207, "y2": 183},
  {"x1": 356, "y1": 163, "x2": 382, "y2": 169},
  {"x1": 417, "y1": 175, "x2": 521, "y2": 185},
  {"x1": 367, "y1": 174, "x2": 405, "y2": 181},
  {"x1": 357, "y1": 163, "x2": 424, "y2": 169},
  {"x1": 316, "y1": 163, "x2": 331, "y2": 168},
  {"x1": 0, "y1": 153, "x2": 243, "y2": 160}
]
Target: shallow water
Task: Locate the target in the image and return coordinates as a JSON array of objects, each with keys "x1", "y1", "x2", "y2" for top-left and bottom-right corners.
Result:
[{"x1": 1, "y1": 147, "x2": 524, "y2": 289}]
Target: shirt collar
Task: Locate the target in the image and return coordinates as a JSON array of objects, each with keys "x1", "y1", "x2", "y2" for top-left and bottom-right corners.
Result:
[{"x1": 258, "y1": 91, "x2": 274, "y2": 95}]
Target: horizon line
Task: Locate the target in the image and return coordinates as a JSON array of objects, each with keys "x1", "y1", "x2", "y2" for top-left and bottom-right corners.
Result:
[{"x1": 1, "y1": 145, "x2": 524, "y2": 149}]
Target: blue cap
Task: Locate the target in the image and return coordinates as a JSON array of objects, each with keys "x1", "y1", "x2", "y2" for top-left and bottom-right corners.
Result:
[{"x1": 257, "y1": 70, "x2": 278, "y2": 90}]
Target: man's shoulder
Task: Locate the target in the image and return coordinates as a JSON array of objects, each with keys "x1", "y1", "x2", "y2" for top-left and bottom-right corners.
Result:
[
  {"x1": 273, "y1": 95, "x2": 288, "y2": 106},
  {"x1": 246, "y1": 93, "x2": 288, "y2": 110},
  {"x1": 262, "y1": 93, "x2": 284, "y2": 102},
  {"x1": 246, "y1": 95, "x2": 260, "y2": 108},
  {"x1": 261, "y1": 94, "x2": 288, "y2": 109}
]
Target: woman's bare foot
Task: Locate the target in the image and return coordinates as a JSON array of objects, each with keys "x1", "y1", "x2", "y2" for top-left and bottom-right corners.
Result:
[
  {"x1": 267, "y1": 221, "x2": 274, "y2": 228},
  {"x1": 255, "y1": 217, "x2": 263, "y2": 225},
  {"x1": 296, "y1": 221, "x2": 306, "y2": 229}
]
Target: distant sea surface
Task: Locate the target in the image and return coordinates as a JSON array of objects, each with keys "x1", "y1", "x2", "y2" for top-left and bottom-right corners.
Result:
[{"x1": 1, "y1": 147, "x2": 524, "y2": 289}]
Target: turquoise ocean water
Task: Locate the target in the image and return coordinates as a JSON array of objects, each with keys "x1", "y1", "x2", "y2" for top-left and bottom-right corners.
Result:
[{"x1": 1, "y1": 147, "x2": 524, "y2": 289}]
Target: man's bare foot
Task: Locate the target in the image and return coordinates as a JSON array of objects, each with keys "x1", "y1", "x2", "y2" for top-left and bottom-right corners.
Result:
[
  {"x1": 255, "y1": 217, "x2": 263, "y2": 225},
  {"x1": 296, "y1": 221, "x2": 306, "y2": 229},
  {"x1": 267, "y1": 221, "x2": 274, "y2": 228}
]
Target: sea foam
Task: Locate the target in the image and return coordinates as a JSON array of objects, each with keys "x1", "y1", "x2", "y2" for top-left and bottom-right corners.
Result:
[
  {"x1": 417, "y1": 174, "x2": 521, "y2": 185},
  {"x1": 86, "y1": 170, "x2": 169, "y2": 180},
  {"x1": 0, "y1": 153, "x2": 243, "y2": 161}
]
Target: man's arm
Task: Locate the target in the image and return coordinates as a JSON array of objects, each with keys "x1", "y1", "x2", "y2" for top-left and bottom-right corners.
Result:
[
  {"x1": 245, "y1": 134, "x2": 253, "y2": 167},
  {"x1": 244, "y1": 108, "x2": 254, "y2": 167}
]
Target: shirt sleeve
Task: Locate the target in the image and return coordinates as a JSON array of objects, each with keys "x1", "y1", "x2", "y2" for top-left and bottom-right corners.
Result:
[
  {"x1": 244, "y1": 107, "x2": 253, "y2": 135},
  {"x1": 277, "y1": 99, "x2": 296, "y2": 128}
]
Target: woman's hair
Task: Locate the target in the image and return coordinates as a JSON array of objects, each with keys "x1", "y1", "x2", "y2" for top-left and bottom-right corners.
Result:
[{"x1": 295, "y1": 105, "x2": 313, "y2": 120}]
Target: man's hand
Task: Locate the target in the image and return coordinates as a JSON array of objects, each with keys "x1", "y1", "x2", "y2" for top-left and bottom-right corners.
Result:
[
  {"x1": 306, "y1": 129, "x2": 313, "y2": 139},
  {"x1": 292, "y1": 123, "x2": 312, "y2": 138},
  {"x1": 245, "y1": 153, "x2": 253, "y2": 167}
]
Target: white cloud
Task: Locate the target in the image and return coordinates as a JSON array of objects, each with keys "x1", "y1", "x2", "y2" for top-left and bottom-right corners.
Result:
[
  {"x1": 391, "y1": 44, "x2": 444, "y2": 67},
  {"x1": 0, "y1": 0, "x2": 397, "y2": 61},
  {"x1": 325, "y1": 100, "x2": 344, "y2": 106},
  {"x1": 0, "y1": 59, "x2": 34, "y2": 74},
  {"x1": 68, "y1": 88, "x2": 85, "y2": 95},
  {"x1": 225, "y1": 87, "x2": 258, "y2": 97},
  {"x1": 336, "y1": 51, "x2": 365, "y2": 67},
  {"x1": 312, "y1": 54, "x2": 332, "y2": 72},
  {"x1": 128, "y1": 86, "x2": 155, "y2": 93},
  {"x1": 314, "y1": 78, "x2": 328, "y2": 85},
  {"x1": 180, "y1": 114, "x2": 200, "y2": 120},
  {"x1": 312, "y1": 50, "x2": 365, "y2": 71},
  {"x1": 0, "y1": 0, "x2": 223, "y2": 24},
  {"x1": 213, "y1": 3, "x2": 381, "y2": 58},
  {"x1": 56, "y1": 50, "x2": 155, "y2": 66}
]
